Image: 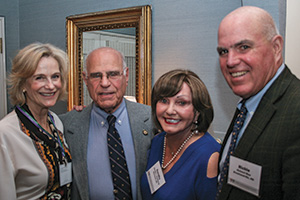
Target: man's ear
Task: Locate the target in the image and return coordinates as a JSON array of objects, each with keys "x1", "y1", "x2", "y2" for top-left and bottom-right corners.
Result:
[
  {"x1": 82, "y1": 71, "x2": 88, "y2": 86},
  {"x1": 125, "y1": 67, "x2": 129, "y2": 85},
  {"x1": 272, "y1": 35, "x2": 284, "y2": 64}
]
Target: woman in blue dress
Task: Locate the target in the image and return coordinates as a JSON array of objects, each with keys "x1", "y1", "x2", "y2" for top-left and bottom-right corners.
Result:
[{"x1": 141, "y1": 69, "x2": 220, "y2": 200}]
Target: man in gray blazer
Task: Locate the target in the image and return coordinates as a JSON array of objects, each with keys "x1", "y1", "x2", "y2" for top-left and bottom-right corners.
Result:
[
  {"x1": 60, "y1": 47, "x2": 153, "y2": 200},
  {"x1": 216, "y1": 6, "x2": 300, "y2": 200}
]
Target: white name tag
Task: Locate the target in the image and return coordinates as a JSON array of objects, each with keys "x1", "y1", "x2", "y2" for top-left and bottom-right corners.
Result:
[
  {"x1": 146, "y1": 161, "x2": 166, "y2": 194},
  {"x1": 59, "y1": 162, "x2": 72, "y2": 186},
  {"x1": 228, "y1": 156, "x2": 262, "y2": 197}
]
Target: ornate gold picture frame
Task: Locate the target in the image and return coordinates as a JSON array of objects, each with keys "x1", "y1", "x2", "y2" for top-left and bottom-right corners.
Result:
[{"x1": 66, "y1": 5, "x2": 152, "y2": 110}]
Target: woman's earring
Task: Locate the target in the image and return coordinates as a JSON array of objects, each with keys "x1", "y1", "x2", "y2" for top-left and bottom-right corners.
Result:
[
  {"x1": 22, "y1": 89, "x2": 26, "y2": 99},
  {"x1": 193, "y1": 120, "x2": 199, "y2": 134}
]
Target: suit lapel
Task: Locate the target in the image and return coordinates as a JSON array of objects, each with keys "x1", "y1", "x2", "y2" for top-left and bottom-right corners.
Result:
[
  {"x1": 125, "y1": 99, "x2": 151, "y2": 194},
  {"x1": 125, "y1": 99, "x2": 150, "y2": 162},
  {"x1": 235, "y1": 99, "x2": 275, "y2": 158},
  {"x1": 235, "y1": 67, "x2": 292, "y2": 159}
]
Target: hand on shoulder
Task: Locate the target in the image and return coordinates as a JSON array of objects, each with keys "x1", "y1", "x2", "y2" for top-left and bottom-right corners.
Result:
[{"x1": 72, "y1": 105, "x2": 86, "y2": 112}]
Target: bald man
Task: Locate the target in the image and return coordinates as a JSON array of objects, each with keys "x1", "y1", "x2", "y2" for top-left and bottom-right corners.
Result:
[
  {"x1": 216, "y1": 6, "x2": 300, "y2": 200},
  {"x1": 60, "y1": 47, "x2": 154, "y2": 200}
]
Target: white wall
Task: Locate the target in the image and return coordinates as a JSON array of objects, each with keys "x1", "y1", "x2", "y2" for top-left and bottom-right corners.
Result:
[{"x1": 285, "y1": 0, "x2": 300, "y2": 78}]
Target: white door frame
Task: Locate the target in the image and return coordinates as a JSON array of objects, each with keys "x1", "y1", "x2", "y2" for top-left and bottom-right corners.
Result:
[{"x1": 0, "y1": 16, "x2": 7, "y2": 119}]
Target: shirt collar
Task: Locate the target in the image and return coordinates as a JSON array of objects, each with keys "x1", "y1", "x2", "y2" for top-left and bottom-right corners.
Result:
[
  {"x1": 238, "y1": 63, "x2": 285, "y2": 113},
  {"x1": 92, "y1": 98, "x2": 126, "y2": 127}
]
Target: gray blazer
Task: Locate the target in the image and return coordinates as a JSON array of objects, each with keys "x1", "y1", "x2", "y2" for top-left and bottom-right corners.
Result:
[
  {"x1": 60, "y1": 99, "x2": 154, "y2": 200},
  {"x1": 218, "y1": 66, "x2": 300, "y2": 200}
]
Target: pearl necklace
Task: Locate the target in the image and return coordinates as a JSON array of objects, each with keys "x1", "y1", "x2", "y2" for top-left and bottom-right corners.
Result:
[{"x1": 161, "y1": 131, "x2": 195, "y2": 169}]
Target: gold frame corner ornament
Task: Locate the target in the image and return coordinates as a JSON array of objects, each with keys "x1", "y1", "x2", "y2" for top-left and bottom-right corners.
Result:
[{"x1": 66, "y1": 5, "x2": 152, "y2": 111}]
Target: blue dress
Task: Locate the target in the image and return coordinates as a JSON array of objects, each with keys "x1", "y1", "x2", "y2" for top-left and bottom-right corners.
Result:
[{"x1": 141, "y1": 132, "x2": 220, "y2": 200}]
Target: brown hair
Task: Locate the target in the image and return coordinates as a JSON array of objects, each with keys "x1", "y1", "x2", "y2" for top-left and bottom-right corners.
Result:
[{"x1": 151, "y1": 69, "x2": 214, "y2": 132}]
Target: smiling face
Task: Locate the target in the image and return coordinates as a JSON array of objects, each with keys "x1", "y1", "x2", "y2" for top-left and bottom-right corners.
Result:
[
  {"x1": 83, "y1": 48, "x2": 128, "y2": 113},
  {"x1": 156, "y1": 83, "x2": 197, "y2": 137},
  {"x1": 217, "y1": 7, "x2": 283, "y2": 99},
  {"x1": 24, "y1": 56, "x2": 62, "y2": 113}
]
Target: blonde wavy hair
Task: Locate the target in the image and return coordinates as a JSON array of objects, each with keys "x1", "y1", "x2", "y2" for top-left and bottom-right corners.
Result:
[{"x1": 8, "y1": 42, "x2": 69, "y2": 106}]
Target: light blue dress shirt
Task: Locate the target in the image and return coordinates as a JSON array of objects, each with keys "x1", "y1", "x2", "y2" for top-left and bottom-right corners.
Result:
[
  {"x1": 87, "y1": 99, "x2": 137, "y2": 200},
  {"x1": 220, "y1": 64, "x2": 285, "y2": 172}
]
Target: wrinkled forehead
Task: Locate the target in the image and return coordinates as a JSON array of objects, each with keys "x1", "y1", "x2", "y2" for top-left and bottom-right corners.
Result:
[{"x1": 86, "y1": 50, "x2": 123, "y2": 72}]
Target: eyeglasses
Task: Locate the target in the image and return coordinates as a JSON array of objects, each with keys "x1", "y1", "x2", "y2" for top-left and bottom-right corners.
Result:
[{"x1": 87, "y1": 70, "x2": 124, "y2": 82}]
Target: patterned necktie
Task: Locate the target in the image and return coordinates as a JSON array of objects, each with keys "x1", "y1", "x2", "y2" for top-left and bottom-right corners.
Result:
[
  {"x1": 216, "y1": 101, "x2": 248, "y2": 200},
  {"x1": 107, "y1": 115, "x2": 132, "y2": 200}
]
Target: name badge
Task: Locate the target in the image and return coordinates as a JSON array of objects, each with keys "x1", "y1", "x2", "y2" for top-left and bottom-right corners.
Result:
[
  {"x1": 59, "y1": 162, "x2": 72, "y2": 186},
  {"x1": 228, "y1": 156, "x2": 262, "y2": 197},
  {"x1": 146, "y1": 161, "x2": 166, "y2": 194}
]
